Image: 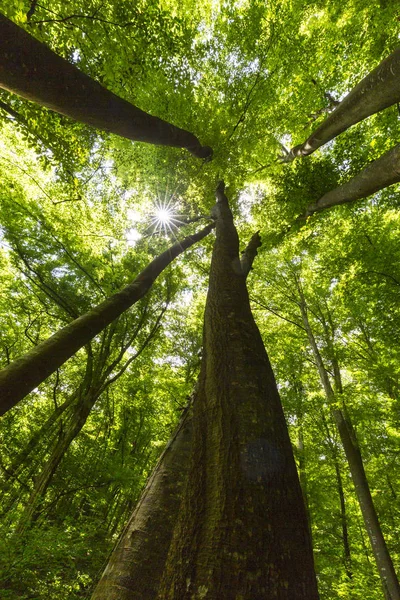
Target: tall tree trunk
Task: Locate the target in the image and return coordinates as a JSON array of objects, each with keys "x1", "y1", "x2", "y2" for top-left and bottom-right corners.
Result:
[
  {"x1": 0, "y1": 14, "x2": 212, "y2": 159},
  {"x1": 285, "y1": 48, "x2": 400, "y2": 161},
  {"x1": 15, "y1": 387, "x2": 100, "y2": 534},
  {"x1": 298, "y1": 293, "x2": 400, "y2": 600},
  {"x1": 0, "y1": 222, "x2": 214, "y2": 415},
  {"x1": 299, "y1": 144, "x2": 400, "y2": 218},
  {"x1": 297, "y1": 415, "x2": 312, "y2": 539},
  {"x1": 92, "y1": 406, "x2": 193, "y2": 600},
  {"x1": 5, "y1": 392, "x2": 77, "y2": 482},
  {"x1": 293, "y1": 386, "x2": 312, "y2": 539},
  {"x1": 158, "y1": 182, "x2": 318, "y2": 599},
  {"x1": 320, "y1": 411, "x2": 352, "y2": 581}
]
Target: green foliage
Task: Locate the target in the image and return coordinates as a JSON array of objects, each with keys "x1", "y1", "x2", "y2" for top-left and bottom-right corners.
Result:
[{"x1": 0, "y1": 0, "x2": 400, "y2": 597}]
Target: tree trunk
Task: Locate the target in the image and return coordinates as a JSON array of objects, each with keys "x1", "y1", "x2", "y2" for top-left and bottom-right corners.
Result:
[
  {"x1": 286, "y1": 48, "x2": 400, "y2": 160},
  {"x1": 0, "y1": 14, "x2": 212, "y2": 159},
  {"x1": 92, "y1": 407, "x2": 193, "y2": 600},
  {"x1": 320, "y1": 411, "x2": 352, "y2": 581},
  {"x1": 298, "y1": 294, "x2": 400, "y2": 600},
  {"x1": 158, "y1": 182, "x2": 318, "y2": 599},
  {"x1": 297, "y1": 416, "x2": 312, "y2": 539},
  {"x1": 15, "y1": 389, "x2": 97, "y2": 534},
  {"x1": 5, "y1": 392, "x2": 77, "y2": 482},
  {"x1": 300, "y1": 144, "x2": 400, "y2": 218},
  {"x1": 0, "y1": 222, "x2": 214, "y2": 415}
]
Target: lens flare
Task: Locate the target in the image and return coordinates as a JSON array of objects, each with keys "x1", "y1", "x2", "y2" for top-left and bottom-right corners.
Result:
[
  {"x1": 149, "y1": 198, "x2": 186, "y2": 238},
  {"x1": 156, "y1": 208, "x2": 173, "y2": 224}
]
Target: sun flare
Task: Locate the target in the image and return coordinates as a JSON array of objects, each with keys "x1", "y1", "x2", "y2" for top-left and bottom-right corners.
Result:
[
  {"x1": 156, "y1": 208, "x2": 173, "y2": 223},
  {"x1": 149, "y1": 197, "x2": 186, "y2": 237}
]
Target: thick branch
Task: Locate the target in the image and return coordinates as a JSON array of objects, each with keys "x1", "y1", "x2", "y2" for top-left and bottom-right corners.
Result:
[
  {"x1": 0, "y1": 222, "x2": 214, "y2": 415},
  {"x1": 0, "y1": 14, "x2": 212, "y2": 158},
  {"x1": 240, "y1": 231, "x2": 262, "y2": 276},
  {"x1": 285, "y1": 48, "x2": 400, "y2": 161},
  {"x1": 300, "y1": 144, "x2": 400, "y2": 218}
]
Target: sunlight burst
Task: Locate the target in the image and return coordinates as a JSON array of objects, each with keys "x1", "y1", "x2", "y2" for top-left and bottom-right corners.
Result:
[
  {"x1": 156, "y1": 207, "x2": 173, "y2": 224},
  {"x1": 149, "y1": 198, "x2": 187, "y2": 238}
]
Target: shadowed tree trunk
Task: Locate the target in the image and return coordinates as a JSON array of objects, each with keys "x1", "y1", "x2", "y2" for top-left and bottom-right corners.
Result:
[
  {"x1": 285, "y1": 48, "x2": 400, "y2": 161},
  {"x1": 92, "y1": 406, "x2": 194, "y2": 600},
  {"x1": 297, "y1": 286, "x2": 400, "y2": 600},
  {"x1": 299, "y1": 144, "x2": 400, "y2": 218},
  {"x1": 0, "y1": 14, "x2": 212, "y2": 159},
  {"x1": 91, "y1": 229, "x2": 270, "y2": 599},
  {"x1": 0, "y1": 222, "x2": 214, "y2": 415},
  {"x1": 156, "y1": 182, "x2": 318, "y2": 599}
]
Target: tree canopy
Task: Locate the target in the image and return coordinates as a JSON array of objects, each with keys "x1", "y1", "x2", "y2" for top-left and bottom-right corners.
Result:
[{"x1": 0, "y1": 1, "x2": 399, "y2": 598}]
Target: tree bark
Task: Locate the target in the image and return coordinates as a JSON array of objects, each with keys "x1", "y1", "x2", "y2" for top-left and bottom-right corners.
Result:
[
  {"x1": 0, "y1": 14, "x2": 212, "y2": 159},
  {"x1": 298, "y1": 293, "x2": 400, "y2": 600},
  {"x1": 158, "y1": 182, "x2": 318, "y2": 599},
  {"x1": 320, "y1": 411, "x2": 352, "y2": 581},
  {"x1": 4, "y1": 392, "x2": 76, "y2": 482},
  {"x1": 92, "y1": 406, "x2": 193, "y2": 600},
  {"x1": 0, "y1": 222, "x2": 214, "y2": 415},
  {"x1": 15, "y1": 388, "x2": 97, "y2": 534},
  {"x1": 300, "y1": 144, "x2": 400, "y2": 218},
  {"x1": 296, "y1": 411, "x2": 312, "y2": 540},
  {"x1": 286, "y1": 48, "x2": 400, "y2": 160}
]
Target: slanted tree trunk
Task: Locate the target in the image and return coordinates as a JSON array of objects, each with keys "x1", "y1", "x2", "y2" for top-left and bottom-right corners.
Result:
[
  {"x1": 285, "y1": 48, "x2": 400, "y2": 161},
  {"x1": 0, "y1": 222, "x2": 214, "y2": 415},
  {"x1": 3, "y1": 392, "x2": 77, "y2": 483},
  {"x1": 16, "y1": 387, "x2": 98, "y2": 534},
  {"x1": 320, "y1": 410, "x2": 353, "y2": 582},
  {"x1": 297, "y1": 289, "x2": 400, "y2": 600},
  {"x1": 0, "y1": 14, "x2": 212, "y2": 159},
  {"x1": 157, "y1": 182, "x2": 318, "y2": 599},
  {"x1": 299, "y1": 144, "x2": 400, "y2": 218},
  {"x1": 16, "y1": 307, "x2": 165, "y2": 534},
  {"x1": 92, "y1": 406, "x2": 194, "y2": 600}
]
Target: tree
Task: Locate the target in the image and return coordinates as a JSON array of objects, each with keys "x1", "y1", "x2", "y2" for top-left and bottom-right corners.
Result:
[
  {"x1": 1, "y1": 2, "x2": 400, "y2": 598},
  {"x1": 299, "y1": 144, "x2": 400, "y2": 218},
  {"x1": 92, "y1": 182, "x2": 319, "y2": 598},
  {"x1": 296, "y1": 281, "x2": 400, "y2": 600},
  {"x1": 0, "y1": 221, "x2": 214, "y2": 414},
  {"x1": 250, "y1": 212, "x2": 400, "y2": 597},
  {"x1": 0, "y1": 13, "x2": 212, "y2": 158},
  {"x1": 92, "y1": 399, "x2": 194, "y2": 599},
  {"x1": 285, "y1": 47, "x2": 400, "y2": 161},
  {"x1": 14, "y1": 301, "x2": 168, "y2": 535}
]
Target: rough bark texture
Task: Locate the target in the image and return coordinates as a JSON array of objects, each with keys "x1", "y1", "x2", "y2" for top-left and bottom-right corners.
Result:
[
  {"x1": 0, "y1": 223, "x2": 214, "y2": 415},
  {"x1": 300, "y1": 144, "x2": 400, "y2": 218},
  {"x1": 0, "y1": 14, "x2": 212, "y2": 159},
  {"x1": 287, "y1": 48, "x2": 400, "y2": 160},
  {"x1": 92, "y1": 407, "x2": 193, "y2": 600},
  {"x1": 299, "y1": 297, "x2": 400, "y2": 600},
  {"x1": 158, "y1": 182, "x2": 318, "y2": 599}
]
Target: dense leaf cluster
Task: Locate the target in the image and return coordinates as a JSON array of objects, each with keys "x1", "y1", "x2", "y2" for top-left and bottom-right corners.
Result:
[{"x1": 0, "y1": 0, "x2": 399, "y2": 597}]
